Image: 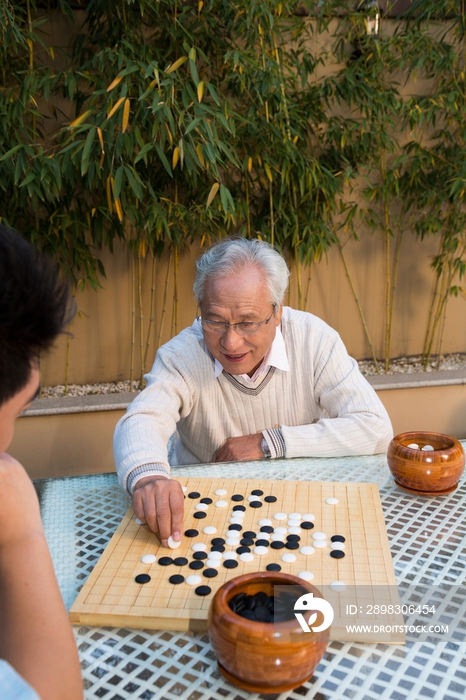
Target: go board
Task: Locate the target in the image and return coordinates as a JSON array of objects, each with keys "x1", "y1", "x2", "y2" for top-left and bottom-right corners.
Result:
[{"x1": 69, "y1": 479, "x2": 405, "y2": 643}]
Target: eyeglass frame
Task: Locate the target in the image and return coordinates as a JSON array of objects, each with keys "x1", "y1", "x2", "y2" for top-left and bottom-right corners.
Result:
[{"x1": 196, "y1": 304, "x2": 276, "y2": 336}]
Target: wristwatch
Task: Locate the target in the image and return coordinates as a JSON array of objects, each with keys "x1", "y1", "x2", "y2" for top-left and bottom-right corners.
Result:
[{"x1": 261, "y1": 436, "x2": 272, "y2": 459}]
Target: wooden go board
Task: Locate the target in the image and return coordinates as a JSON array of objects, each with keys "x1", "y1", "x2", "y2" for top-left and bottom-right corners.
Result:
[{"x1": 69, "y1": 479, "x2": 405, "y2": 643}]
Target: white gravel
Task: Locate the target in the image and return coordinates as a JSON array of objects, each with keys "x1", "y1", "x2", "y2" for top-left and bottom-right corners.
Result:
[{"x1": 38, "y1": 353, "x2": 466, "y2": 398}]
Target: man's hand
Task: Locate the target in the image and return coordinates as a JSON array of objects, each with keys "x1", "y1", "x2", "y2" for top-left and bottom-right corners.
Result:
[
  {"x1": 132, "y1": 475, "x2": 184, "y2": 547},
  {"x1": 214, "y1": 433, "x2": 264, "y2": 463}
]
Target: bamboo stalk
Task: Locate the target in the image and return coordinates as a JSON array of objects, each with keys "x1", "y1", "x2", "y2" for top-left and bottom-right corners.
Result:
[
  {"x1": 138, "y1": 253, "x2": 144, "y2": 388},
  {"x1": 144, "y1": 254, "x2": 157, "y2": 369},
  {"x1": 245, "y1": 177, "x2": 251, "y2": 238},
  {"x1": 294, "y1": 253, "x2": 303, "y2": 310},
  {"x1": 338, "y1": 240, "x2": 380, "y2": 373},
  {"x1": 64, "y1": 321, "x2": 72, "y2": 396},
  {"x1": 129, "y1": 250, "x2": 135, "y2": 390},
  {"x1": 157, "y1": 250, "x2": 172, "y2": 350},
  {"x1": 435, "y1": 293, "x2": 448, "y2": 370},
  {"x1": 303, "y1": 267, "x2": 312, "y2": 310},
  {"x1": 171, "y1": 246, "x2": 179, "y2": 337},
  {"x1": 386, "y1": 228, "x2": 403, "y2": 373}
]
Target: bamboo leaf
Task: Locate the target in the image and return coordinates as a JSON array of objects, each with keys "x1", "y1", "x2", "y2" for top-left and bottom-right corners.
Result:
[
  {"x1": 114, "y1": 197, "x2": 123, "y2": 222},
  {"x1": 155, "y1": 144, "x2": 173, "y2": 177},
  {"x1": 172, "y1": 146, "x2": 180, "y2": 169},
  {"x1": 206, "y1": 182, "x2": 219, "y2": 208},
  {"x1": 107, "y1": 97, "x2": 125, "y2": 120},
  {"x1": 264, "y1": 162, "x2": 273, "y2": 183},
  {"x1": 81, "y1": 127, "x2": 96, "y2": 176},
  {"x1": 122, "y1": 98, "x2": 130, "y2": 133},
  {"x1": 69, "y1": 110, "x2": 92, "y2": 128},
  {"x1": 106, "y1": 176, "x2": 113, "y2": 213},
  {"x1": 166, "y1": 56, "x2": 188, "y2": 74},
  {"x1": 113, "y1": 165, "x2": 125, "y2": 199},
  {"x1": 124, "y1": 166, "x2": 143, "y2": 199},
  {"x1": 97, "y1": 127, "x2": 104, "y2": 153},
  {"x1": 134, "y1": 143, "x2": 153, "y2": 164},
  {"x1": 197, "y1": 81, "x2": 204, "y2": 103},
  {"x1": 107, "y1": 76, "x2": 123, "y2": 92},
  {"x1": 247, "y1": 157, "x2": 253, "y2": 173},
  {"x1": 196, "y1": 143, "x2": 205, "y2": 167}
]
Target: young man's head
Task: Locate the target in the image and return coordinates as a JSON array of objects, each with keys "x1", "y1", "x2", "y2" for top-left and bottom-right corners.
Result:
[{"x1": 0, "y1": 225, "x2": 71, "y2": 452}]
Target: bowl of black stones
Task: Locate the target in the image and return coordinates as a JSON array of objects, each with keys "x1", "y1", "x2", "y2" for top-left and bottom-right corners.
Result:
[
  {"x1": 387, "y1": 431, "x2": 465, "y2": 497},
  {"x1": 208, "y1": 571, "x2": 329, "y2": 693}
]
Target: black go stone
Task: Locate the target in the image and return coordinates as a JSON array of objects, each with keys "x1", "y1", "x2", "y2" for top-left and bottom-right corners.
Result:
[
  {"x1": 158, "y1": 557, "x2": 173, "y2": 566},
  {"x1": 203, "y1": 568, "x2": 218, "y2": 578},
  {"x1": 188, "y1": 492, "x2": 200, "y2": 499},
  {"x1": 184, "y1": 529, "x2": 199, "y2": 538},
  {"x1": 264, "y1": 495, "x2": 277, "y2": 503},
  {"x1": 270, "y1": 541, "x2": 285, "y2": 550},
  {"x1": 236, "y1": 546, "x2": 251, "y2": 554},
  {"x1": 260, "y1": 526, "x2": 274, "y2": 533},
  {"x1": 330, "y1": 550, "x2": 345, "y2": 559},
  {"x1": 189, "y1": 560, "x2": 204, "y2": 570},
  {"x1": 195, "y1": 585, "x2": 212, "y2": 596},
  {"x1": 251, "y1": 489, "x2": 264, "y2": 496},
  {"x1": 193, "y1": 512, "x2": 207, "y2": 519},
  {"x1": 135, "y1": 574, "x2": 151, "y2": 584},
  {"x1": 266, "y1": 563, "x2": 282, "y2": 572},
  {"x1": 229, "y1": 523, "x2": 242, "y2": 531},
  {"x1": 193, "y1": 551, "x2": 208, "y2": 560},
  {"x1": 240, "y1": 610, "x2": 256, "y2": 621},
  {"x1": 200, "y1": 497, "x2": 213, "y2": 504},
  {"x1": 169, "y1": 574, "x2": 184, "y2": 584},
  {"x1": 223, "y1": 559, "x2": 239, "y2": 569},
  {"x1": 243, "y1": 531, "x2": 256, "y2": 539},
  {"x1": 255, "y1": 539, "x2": 270, "y2": 547},
  {"x1": 231, "y1": 494, "x2": 244, "y2": 502},
  {"x1": 232, "y1": 505, "x2": 246, "y2": 512},
  {"x1": 173, "y1": 557, "x2": 188, "y2": 566},
  {"x1": 211, "y1": 537, "x2": 225, "y2": 546},
  {"x1": 240, "y1": 538, "x2": 254, "y2": 546},
  {"x1": 301, "y1": 521, "x2": 314, "y2": 530},
  {"x1": 254, "y1": 605, "x2": 270, "y2": 622},
  {"x1": 286, "y1": 534, "x2": 300, "y2": 542},
  {"x1": 285, "y1": 541, "x2": 299, "y2": 550},
  {"x1": 331, "y1": 535, "x2": 346, "y2": 543},
  {"x1": 211, "y1": 545, "x2": 225, "y2": 553},
  {"x1": 250, "y1": 501, "x2": 262, "y2": 508}
]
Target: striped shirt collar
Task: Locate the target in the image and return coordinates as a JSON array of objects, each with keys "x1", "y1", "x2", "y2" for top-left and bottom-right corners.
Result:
[{"x1": 214, "y1": 325, "x2": 290, "y2": 381}]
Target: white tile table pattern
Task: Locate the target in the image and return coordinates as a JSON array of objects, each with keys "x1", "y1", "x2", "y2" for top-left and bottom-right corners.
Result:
[{"x1": 39, "y1": 450, "x2": 466, "y2": 700}]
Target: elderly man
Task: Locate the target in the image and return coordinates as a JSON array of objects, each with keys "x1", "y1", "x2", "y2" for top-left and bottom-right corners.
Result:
[{"x1": 114, "y1": 237, "x2": 392, "y2": 546}]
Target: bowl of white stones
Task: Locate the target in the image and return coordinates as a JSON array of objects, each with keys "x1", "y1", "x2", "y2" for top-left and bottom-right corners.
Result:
[{"x1": 387, "y1": 431, "x2": 465, "y2": 497}]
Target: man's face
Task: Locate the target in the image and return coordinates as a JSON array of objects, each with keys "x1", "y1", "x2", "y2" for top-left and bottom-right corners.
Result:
[
  {"x1": 0, "y1": 367, "x2": 40, "y2": 454},
  {"x1": 200, "y1": 266, "x2": 282, "y2": 376}
]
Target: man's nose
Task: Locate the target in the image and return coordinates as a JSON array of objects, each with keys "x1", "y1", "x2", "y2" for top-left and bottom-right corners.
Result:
[{"x1": 220, "y1": 325, "x2": 243, "y2": 351}]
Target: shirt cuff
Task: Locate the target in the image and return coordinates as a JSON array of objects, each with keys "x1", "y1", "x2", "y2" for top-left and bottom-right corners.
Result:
[
  {"x1": 261, "y1": 428, "x2": 286, "y2": 459},
  {"x1": 127, "y1": 463, "x2": 170, "y2": 494}
]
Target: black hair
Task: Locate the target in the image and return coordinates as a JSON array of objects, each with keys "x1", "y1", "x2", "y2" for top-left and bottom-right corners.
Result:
[{"x1": 0, "y1": 224, "x2": 73, "y2": 406}]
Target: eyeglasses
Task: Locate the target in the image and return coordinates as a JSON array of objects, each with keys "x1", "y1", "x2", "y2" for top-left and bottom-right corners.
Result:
[{"x1": 197, "y1": 307, "x2": 275, "y2": 337}]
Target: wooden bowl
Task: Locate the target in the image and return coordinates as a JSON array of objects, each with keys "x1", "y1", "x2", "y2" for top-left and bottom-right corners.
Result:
[
  {"x1": 207, "y1": 572, "x2": 329, "y2": 693},
  {"x1": 387, "y1": 431, "x2": 465, "y2": 496}
]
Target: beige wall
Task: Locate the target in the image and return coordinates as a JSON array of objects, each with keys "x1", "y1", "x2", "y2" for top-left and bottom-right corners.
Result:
[{"x1": 40, "y1": 231, "x2": 466, "y2": 388}]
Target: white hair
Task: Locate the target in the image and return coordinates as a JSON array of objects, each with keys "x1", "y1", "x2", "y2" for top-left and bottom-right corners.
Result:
[{"x1": 194, "y1": 237, "x2": 290, "y2": 308}]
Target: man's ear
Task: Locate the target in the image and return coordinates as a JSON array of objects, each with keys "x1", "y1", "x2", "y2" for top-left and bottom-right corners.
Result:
[{"x1": 275, "y1": 303, "x2": 284, "y2": 325}]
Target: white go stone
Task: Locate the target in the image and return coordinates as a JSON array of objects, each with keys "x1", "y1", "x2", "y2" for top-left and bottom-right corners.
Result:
[
  {"x1": 226, "y1": 530, "x2": 241, "y2": 538},
  {"x1": 288, "y1": 527, "x2": 302, "y2": 535},
  {"x1": 326, "y1": 497, "x2": 339, "y2": 505},
  {"x1": 167, "y1": 535, "x2": 181, "y2": 549},
  {"x1": 239, "y1": 552, "x2": 255, "y2": 563},
  {"x1": 203, "y1": 526, "x2": 217, "y2": 535},
  {"x1": 313, "y1": 540, "x2": 327, "y2": 549},
  {"x1": 253, "y1": 546, "x2": 269, "y2": 555},
  {"x1": 301, "y1": 514, "x2": 316, "y2": 521},
  {"x1": 186, "y1": 575, "x2": 202, "y2": 586},
  {"x1": 312, "y1": 532, "x2": 326, "y2": 540},
  {"x1": 300, "y1": 546, "x2": 315, "y2": 556},
  {"x1": 287, "y1": 519, "x2": 301, "y2": 527},
  {"x1": 208, "y1": 550, "x2": 223, "y2": 560},
  {"x1": 181, "y1": 486, "x2": 187, "y2": 492},
  {"x1": 215, "y1": 500, "x2": 228, "y2": 508},
  {"x1": 135, "y1": 518, "x2": 145, "y2": 525},
  {"x1": 258, "y1": 519, "x2": 273, "y2": 526},
  {"x1": 215, "y1": 488, "x2": 228, "y2": 495},
  {"x1": 274, "y1": 527, "x2": 287, "y2": 535},
  {"x1": 226, "y1": 537, "x2": 240, "y2": 546},
  {"x1": 192, "y1": 542, "x2": 207, "y2": 552},
  {"x1": 195, "y1": 502, "x2": 209, "y2": 511},
  {"x1": 258, "y1": 532, "x2": 271, "y2": 540},
  {"x1": 206, "y1": 559, "x2": 221, "y2": 568},
  {"x1": 273, "y1": 512, "x2": 288, "y2": 521},
  {"x1": 407, "y1": 443, "x2": 420, "y2": 450},
  {"x1": 247, "y1": 495, "x2": 261, "y2": 502},
  {"x1": 222, "y1": 551, "x2": 238, "y2": 560},
  {"x1": 330, "y1": 581, "x2": 347, "y2": 592},
  {"x1": 422, "y1": 445, "x2": 435, "y2": 451},
  {"x1": 232, "y1": 510, "x2": 245, "y2": 518},
  {"x1": 271, "y1": 533, "x2": 285, "y2": 542},
  {"x1": 281, "y1": 553, "x2": 297, "y2": 563},
  {"x1": 297, "y1": 571, "x2": 314, "y2": 582},
  {"x1": 288, "y1": 513, "x2": 301, "y2": 520},
  {"x1": 140, "y1": 554, "x2": 157, "y2": 564},
  {"x1": 330, "y1": 542, "x2": 346, "y2": 550},
  {"x1": 229, "y1": 518, "x2": 243, "y2": 525}
]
